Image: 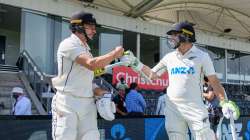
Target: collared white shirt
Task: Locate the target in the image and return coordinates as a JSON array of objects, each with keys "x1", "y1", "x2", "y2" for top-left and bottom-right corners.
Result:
[
  {"x1": 152, "y1": 45, "x2": 215, "y2": 105},
  {"x1": 53, "y1": 34, "x2": 94, "y2": 97},
  {"x1": 12, "y1": 96, "x2": 32, "y2": 115}
]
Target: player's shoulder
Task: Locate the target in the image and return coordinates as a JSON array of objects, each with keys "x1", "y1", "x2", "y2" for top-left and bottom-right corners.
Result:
[
  {"x1": 59, "y1": 35, "x2": 77, "y2": 47},
  {"x1": 58, "y1": 34, "x2": 85, "y2": 51},
  {"x1": 192, "y1": 45, "x2": 210, "y2": 58},
  {"x1": 159, "y1": 51, "x2": 177, "y2": 65},
  {"x1": 162, "y1": 51, "x2": 176, "y2": 59}
]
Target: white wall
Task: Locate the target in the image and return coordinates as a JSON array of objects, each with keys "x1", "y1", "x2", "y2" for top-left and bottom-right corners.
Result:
[{"x1": 0, "y1": 28, "x2": 20, "y2": 65}]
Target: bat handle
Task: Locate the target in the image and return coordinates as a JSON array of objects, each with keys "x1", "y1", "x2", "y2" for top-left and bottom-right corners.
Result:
[
  {"x1": 230, "y1": 112, "x2": 237, "y2": 140},
  {"x1": 216, "y1": 117, "x2": 223, "y2": 140}
]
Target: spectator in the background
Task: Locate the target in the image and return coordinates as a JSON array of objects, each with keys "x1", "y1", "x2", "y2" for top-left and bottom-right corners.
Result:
[
  {"x1": 203, "y1": 76, "x2": 223, "y2": 138},
  {"x1": 16, "y1": 55, "x2": 24, "y2": 70},
  {"x1": 244, "y1": 121, "x2": 250, "y2": 140},
  {"x1": 116, "y1": 77, "x2": 128, "y2": 91},
  {"x1": 155, "y1": 89, "x2": 167, "y2": 115},
  {"x1": 125, "y1": 83, "x2": 146, "y2": 117},
  {"x1": 11, "y1": 87, "x2": 32, "y2": 115},
  {"x1": 113, "y1": 90, "x2": 127, "y2": 117},
  {"x1": 115, "y1": 77, "x2": 128, "y2": 116},
  {"x1": 0, "y1": 102, "x2": 4, "y2": 112}
]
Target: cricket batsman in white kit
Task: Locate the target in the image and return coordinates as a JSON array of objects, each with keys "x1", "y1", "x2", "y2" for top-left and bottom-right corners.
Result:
[
  {"x1": 51, "y1": 11, "x2": 124, "y2": 140},
  {"x1": 122, "y1": 21, "x2": 240, "y2": 140}
]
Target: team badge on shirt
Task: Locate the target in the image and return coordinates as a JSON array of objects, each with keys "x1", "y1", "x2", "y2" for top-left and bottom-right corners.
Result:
[
  {"x1": 188, "y1": 56, "x2": 197, "y2": 60},
  {"x1": 170, "y1": 66, "x2": 195, "y2": 75}
]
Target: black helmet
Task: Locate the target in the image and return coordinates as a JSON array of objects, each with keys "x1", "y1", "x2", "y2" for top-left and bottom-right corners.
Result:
[
  {"x1": 70, "y1": 11, "x2": 97, "y2": 26},
  {"x1": 167, "y1": 21, "x2": 196, "y2": 43},
  {"x1": 69, "y1": 11, "x2": 98, "y2": 41}
]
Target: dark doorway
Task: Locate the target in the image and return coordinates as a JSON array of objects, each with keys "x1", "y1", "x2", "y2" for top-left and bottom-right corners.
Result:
[
  {"x1": 123, "y1": 30, "x2": 137, "y2": 56},
  {"x1": 0, "y1": 36, "x2": 6, "y2": 64}
]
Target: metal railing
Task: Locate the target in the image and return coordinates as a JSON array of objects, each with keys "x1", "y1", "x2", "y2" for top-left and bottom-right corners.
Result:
[
  {"x1": 94, "y1": 76, "x2": 120, "y2": 96},
  {"x1": 21, "y1": 50, "x2": 55, "y2": 113}
]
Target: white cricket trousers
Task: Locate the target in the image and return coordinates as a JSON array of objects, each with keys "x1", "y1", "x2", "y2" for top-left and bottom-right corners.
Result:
[
  {"x1": 165, "y1": 96, "x2": 216, "y2": 140},
  {"x1": 52, "y1": 92, "x2": 100, "y2": 140}
]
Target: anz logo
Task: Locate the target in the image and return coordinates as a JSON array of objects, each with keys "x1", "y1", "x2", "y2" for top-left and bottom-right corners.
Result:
[{"x1": 170, "y1": 66, "x2": 195, "y2": 75}]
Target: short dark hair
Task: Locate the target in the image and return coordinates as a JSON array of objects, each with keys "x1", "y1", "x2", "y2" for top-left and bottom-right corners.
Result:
[
  {"x1": 120, "y1": 77, "x2": 124, "y2": 82},
  {"x1": 204, "y1": 76, "x2": 208, "y2": 82},
  {"x1": 130, "y1": 82, "x2": 137, "y2": 90}
]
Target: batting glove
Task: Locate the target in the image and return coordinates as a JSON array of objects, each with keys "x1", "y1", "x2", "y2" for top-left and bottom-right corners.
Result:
[
  {"x1": 96, "y1": 93, "x2": 116, "y2": 121},
  {"x1": 220, "y1": 100, "x2": 240, "y2": 120},
  {"x1": 120, "y1": 50, "x2": 144, "y2": 72}
]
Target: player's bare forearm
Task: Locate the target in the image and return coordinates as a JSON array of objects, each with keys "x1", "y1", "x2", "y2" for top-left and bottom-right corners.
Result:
[
  {"x1": 141, "y1": 65, "x2": 160, "y2": 80},
  {"x1": 203, "y1": 91, "x2": 215, "y2": 101},
  {"x1": 76, "y1": 46, "x2": 124, "y2": 71},
  {"x1": 89, "y1": 53, "x2": 116, "y2": 69},
  {"x1": 212, "y1": 84, "x2": 225, "y2": 101},
  {"x1": 207, "y1": 75, "x2": 225, "y2": 101},
  {"x1": 76, "y1": 52, "x2": 115, "y2": 71}
]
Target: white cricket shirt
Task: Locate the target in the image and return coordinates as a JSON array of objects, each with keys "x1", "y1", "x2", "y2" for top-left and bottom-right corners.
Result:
[
  {"x1": 153, "y1": 45, "x2": 216, "y2": 104},
  {"x1": 53, "y1": 34, "x2": 94, "y2": 98}
]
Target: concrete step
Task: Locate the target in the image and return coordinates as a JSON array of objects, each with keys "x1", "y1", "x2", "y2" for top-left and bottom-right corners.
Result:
[
  {"x1": 0, "y1": 79, "x2": 22, "y2": 82},
  {"x1": 0, "y1": 78, "x2": 22, "y2": 82},
  {"x1": 0, "y1": 69, "x2": 19, "y2": 73},
  {"x1": 0, "y1": 82, "x2": 23, "y2": 87},
  {"x1": 0, "y1": 66, "x2": 19, "y2": 70},
  {"x1": 0, "y1": 86, "x2": 26, "y2": 93},
  {"x1": 0, "y1": 97, "x2": 12, "y2": 109},
  {"x1": 0, "y1": 77, "x2": 20, "y2": 81},
  {"x1": 0, "y1": 72, "x2": 20, "y2": 79},
  {"x1": 0, "y1": 87, "x2": 24, "y2": 95},
  {"x1": 0, "y1": 92, "x2": 13, "y2": 97},
  {"x1": 0, "y1": 65, "x2": 19, "y2": 72},
  {"x1": 0, "y1": 109, "x2": 11, "y2": 115},
  {"x1": 0, "y1": 64, "x2": 18, "y2": 68}
]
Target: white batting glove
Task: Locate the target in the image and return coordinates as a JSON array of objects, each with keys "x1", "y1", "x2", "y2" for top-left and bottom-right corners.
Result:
[
  {"x1": 220, "y1": 100, "x2": 240, "y2": 120},
  {"x1": 120, "y1": 50, "x2": 144, "y2": 72},
  {"x1": 96, "y1": 93, "x2": 116, "y2": 121}
]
